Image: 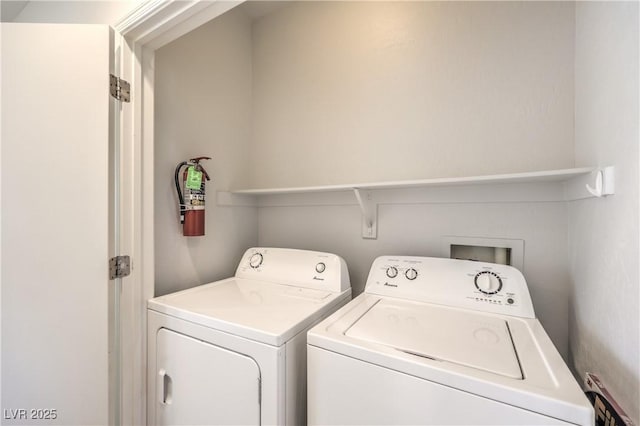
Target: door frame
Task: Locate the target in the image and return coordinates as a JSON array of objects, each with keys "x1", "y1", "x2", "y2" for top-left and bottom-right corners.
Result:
[{"x1": 113, "y1": 1, "x2": 243, "y2": 424}]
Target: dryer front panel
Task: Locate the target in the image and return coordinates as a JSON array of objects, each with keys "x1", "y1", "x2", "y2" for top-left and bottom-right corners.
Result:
[{"x1": 155, "y1": 328, "x2": 261, "y2": 425}]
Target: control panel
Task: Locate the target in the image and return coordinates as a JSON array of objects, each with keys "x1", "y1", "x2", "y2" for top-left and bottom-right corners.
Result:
[
  {"x1": 365, "y1": 256, "x2": 535, "y2": 318},
  {"x1": 235, "y1": 247, "x2": 351, "y2": 293}
]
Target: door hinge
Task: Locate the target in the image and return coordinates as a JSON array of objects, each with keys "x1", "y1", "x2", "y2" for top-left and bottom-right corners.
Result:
[
  {"x1": 109, "y1": 255, "x2": 131, "y2": 279},
  {"x1": 110, "y1": 74, "x2": 130, "y2": 103}
]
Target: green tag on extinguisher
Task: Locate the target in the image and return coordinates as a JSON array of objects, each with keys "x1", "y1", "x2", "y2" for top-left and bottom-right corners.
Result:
[{"x1": 186, "y1": 166, "x2": 203, "y2": 189}]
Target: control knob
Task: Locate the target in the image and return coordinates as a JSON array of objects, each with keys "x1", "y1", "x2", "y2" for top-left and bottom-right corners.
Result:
[
  {"x1": 474, "y1": 271, "x2": 502, "y2": 294},
  {"x1": 405, "y1": 268, "x2": 418, "y2": 280},
  {"x1": 386, "y1": 267, "x2": 398, "y2": 278},
  {"x1": 249, "y1": 253, "x2": 263, "y2": 269}
]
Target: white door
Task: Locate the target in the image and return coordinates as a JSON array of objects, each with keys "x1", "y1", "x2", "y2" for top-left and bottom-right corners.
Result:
[
  {"x1": 1, "y1": 23, "x2": 119, "y2": 425},
  {"x1": 155, "y1": 329, "x2": 261, "y2": 426}
]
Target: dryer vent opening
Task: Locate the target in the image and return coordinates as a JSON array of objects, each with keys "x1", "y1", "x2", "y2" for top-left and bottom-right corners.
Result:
[
  {"x1": 450, "y1": 245, "x2": 512, "y2": 266},
  {"x1": 441, "y1": 236, "x2": 524, "y2": 271}
]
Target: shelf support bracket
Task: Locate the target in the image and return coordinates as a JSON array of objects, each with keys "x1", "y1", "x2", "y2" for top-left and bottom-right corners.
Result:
[{"x1": 353, "y1": 188, "x2": 377, "y2": 239}]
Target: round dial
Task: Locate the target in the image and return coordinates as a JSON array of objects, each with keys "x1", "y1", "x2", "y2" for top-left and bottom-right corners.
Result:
[
  {"x1": 386, "y1": 267, "x2": 398, "y2": 278},
  {"x1": 249, "y1": 253, "x2": 263, "y2": 269},
  {"x1": 474, "y1": 271, "x2": 503, "y2": 294},
  {"x1": 315, "y1": 262, "x2": 326, "y2": 273},
  {"x1": 405, "y1": 268, "x2": 418, "y2": 281}
]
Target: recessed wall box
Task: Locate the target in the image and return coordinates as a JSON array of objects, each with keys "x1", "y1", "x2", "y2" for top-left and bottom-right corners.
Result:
[{"x1": 442, "y1": 236, "x2": 524, "y2": 271}]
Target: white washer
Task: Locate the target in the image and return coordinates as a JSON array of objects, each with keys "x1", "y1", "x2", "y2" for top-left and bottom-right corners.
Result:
[
  {"x1": 147, "y1": 247, "x2": 351, "y2": 425},
  {"x1": 307, "y1": 256, "x2": 594, "y2": 425}
]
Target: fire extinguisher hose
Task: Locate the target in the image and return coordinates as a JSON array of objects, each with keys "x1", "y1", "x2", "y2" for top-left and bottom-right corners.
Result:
[{"x1": 174, "y1": 161, "x2": 189, "y2": 224}]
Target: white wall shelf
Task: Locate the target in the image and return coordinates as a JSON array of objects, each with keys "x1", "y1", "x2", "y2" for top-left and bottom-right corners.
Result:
[
  {"x1": 217, "y1": 167, "x2": 612, "y2": 239},
  {"x1": 229, "y1": 167, "x2": 595, "y2": 195}
]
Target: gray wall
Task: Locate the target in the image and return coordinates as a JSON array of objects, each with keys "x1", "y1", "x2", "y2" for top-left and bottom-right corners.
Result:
[
  {"x1": 569, "y1": 2, "x2": 639, "y2": 423},
  {"x1": 258, "y1": 200, "x2": 571, "y2": 357},
  {"x1": 154, "y1": 7, "x2": 258, "y2": 296},
  {"x1": 250, "y1": 1, "x2": 575, "y2": 188}
]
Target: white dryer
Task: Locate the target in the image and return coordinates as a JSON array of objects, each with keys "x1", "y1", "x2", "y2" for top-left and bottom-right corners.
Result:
[
  {"x1": 147, "y1": 247, "x2": 351, "y2": 425},
  {"x1": 307, "y1": 256, "x2": 594, "y2": 425}
]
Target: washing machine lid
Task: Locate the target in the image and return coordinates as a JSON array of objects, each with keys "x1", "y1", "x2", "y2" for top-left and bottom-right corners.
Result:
[
  {"x1": 149, "y1": 277, "x2": 350, "y2": 347},
  {"x1": 345, "y1": 298, "x2": 522, "y2": 379},
  {"x1": 308, "y1": 293, "x2": 594, "y2": 426}
]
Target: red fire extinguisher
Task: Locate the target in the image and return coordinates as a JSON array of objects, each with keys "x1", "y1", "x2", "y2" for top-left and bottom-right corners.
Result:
[{"x1": 174, "y1": 157, "x2": 211, "y2": 236}]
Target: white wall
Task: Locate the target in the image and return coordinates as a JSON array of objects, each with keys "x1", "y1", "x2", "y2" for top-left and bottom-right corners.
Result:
[
  {"x1": 249, "y1": 1, "x2": 575, "y2": 188},
  {"x1": 569, "y1": 2, "x2": 639, "y2": 423},
  {"x1": 154, "y1": 7, "x2": 257, "y2": 296},
  {"x1": 9, "y1": 1, "x2": 142, "y2": 25}
]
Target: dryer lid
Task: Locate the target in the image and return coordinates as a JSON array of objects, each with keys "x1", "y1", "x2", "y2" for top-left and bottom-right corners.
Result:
[
  {"x1": 149, "y1": 278, "x2": 348, "y2": 346},
  {"x1": 345, "y1": 299, "x2": 523, "y2": 379}
]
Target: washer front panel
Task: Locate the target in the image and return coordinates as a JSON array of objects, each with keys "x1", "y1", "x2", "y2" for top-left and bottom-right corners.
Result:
[
  {"x1": 308, "y1": 293, "x2": 594, "y2": 426},
  {"x1": 308, "y1": 346, "x2": 567, "y2": 425}
]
